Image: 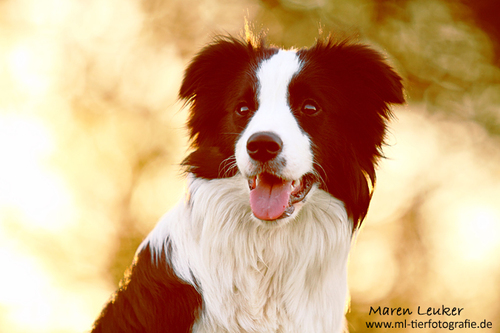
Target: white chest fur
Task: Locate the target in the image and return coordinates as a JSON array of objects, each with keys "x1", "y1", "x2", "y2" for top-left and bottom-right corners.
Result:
[{"x1": 143, "y1": 175, "x2": 352, "y2": 333}]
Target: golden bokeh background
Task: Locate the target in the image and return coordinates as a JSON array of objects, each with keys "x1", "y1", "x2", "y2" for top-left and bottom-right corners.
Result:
[{"x1": 1, "y1": 0, "x2": 499, "y2": 332}]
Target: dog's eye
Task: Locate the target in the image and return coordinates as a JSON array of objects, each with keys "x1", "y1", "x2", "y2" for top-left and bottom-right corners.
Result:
[
  {"x1": 235, "y1": 103, "x2": 251, "y2": 116},
  {"x1": 302, "y1": 100, "x2": 321, "y2": 116}
]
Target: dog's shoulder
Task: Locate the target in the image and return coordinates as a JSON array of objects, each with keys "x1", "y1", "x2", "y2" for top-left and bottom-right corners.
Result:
[{"x1": 92, "y1": 239, "x2": 201, "y2": 333}]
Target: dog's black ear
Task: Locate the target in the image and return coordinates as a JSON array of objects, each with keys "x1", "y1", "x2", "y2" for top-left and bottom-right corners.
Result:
[
  {"x1": 338, "y1": 42, "x2": 404, "y2": 228},
  {"x1": 179, "y1": 36, "x2": 253, "y2": 105},
  {"x1": 339, "y1": 43, "x2": 404, "y2": 107},
  {"x1": 305, "y1": 37, "x2": 404, "y2": 110},
  {"x1": 342, "y1": 43, "x2": 404, "y2": 228}
]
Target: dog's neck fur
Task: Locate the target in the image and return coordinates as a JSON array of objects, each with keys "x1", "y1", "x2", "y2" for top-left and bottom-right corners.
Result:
[{"x1": 142, "y1": 174, "x2": 352, "y2": 333}]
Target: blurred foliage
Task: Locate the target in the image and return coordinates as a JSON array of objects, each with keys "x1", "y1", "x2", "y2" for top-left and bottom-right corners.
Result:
[{"x1": 1, "y1": 0, "x2": 500, "y2": 332}]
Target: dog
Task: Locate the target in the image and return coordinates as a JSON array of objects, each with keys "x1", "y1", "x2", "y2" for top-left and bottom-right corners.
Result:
[{"x1": 92, "y1": 33, "x2": 404, "y2": 333}]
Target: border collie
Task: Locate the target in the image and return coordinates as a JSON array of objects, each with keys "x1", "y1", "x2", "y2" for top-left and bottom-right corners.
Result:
[{"x1": 92, "y1": 33, "x2": 404, "y2": 333}]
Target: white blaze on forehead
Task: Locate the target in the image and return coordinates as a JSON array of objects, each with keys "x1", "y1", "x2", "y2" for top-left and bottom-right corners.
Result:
[
  {"x1": 235, "y1": 49, "x2": 314, "y2": 181},
  {"x1": 256, "y1": 50, "x2": 301, "y2": 108}
]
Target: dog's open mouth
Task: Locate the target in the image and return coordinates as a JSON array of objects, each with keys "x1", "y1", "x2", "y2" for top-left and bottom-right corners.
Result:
[{"x1": 248, "y1": 173, "x2": 315, "y2": 221}]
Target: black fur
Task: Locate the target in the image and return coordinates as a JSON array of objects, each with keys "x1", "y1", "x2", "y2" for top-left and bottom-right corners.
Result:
[{"x1": 92, "y1": 244, "x2": 201, "y2": 333}]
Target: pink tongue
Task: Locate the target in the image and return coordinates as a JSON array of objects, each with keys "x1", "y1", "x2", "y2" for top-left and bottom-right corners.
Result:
[{"x1": 249, "y1": 174, "x2": 293, "y2": 220}]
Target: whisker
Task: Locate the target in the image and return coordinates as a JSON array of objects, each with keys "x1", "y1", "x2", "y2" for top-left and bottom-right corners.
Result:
[
  {"x1": 312, "y1": 160, "x2": 328, "y2": 192},
  {"x1": 223, "y1": 162, "x2": 239, "y2": 178},
  {"x1": 218, "y1": 155, "x2": 239, "y2": 178}
]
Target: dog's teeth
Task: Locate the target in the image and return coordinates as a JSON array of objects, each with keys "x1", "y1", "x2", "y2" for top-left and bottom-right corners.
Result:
[{"x1": 291, "y1": 179, "x2": 301, "y2": 191}]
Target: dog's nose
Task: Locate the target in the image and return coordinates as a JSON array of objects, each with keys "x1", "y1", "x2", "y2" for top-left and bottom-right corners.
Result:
[{"x1": 246, "y1": 132, "x2": 283, "y2": 162}]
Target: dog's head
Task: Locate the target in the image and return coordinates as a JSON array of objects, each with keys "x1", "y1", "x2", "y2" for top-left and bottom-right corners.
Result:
[{"x1": 180, "y1": 35, "x2": 404, "y2": 227}]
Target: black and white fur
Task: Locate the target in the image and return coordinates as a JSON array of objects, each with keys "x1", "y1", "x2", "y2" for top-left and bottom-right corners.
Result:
[{"x1": 92, "y1": 34, "x2": 404, "y2": 333}]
